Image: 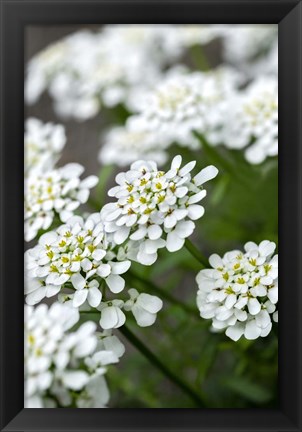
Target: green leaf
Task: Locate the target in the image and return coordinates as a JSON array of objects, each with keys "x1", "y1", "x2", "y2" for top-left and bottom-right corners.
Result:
[{"x1": 222, "y1": 376, "x2": 273, "y2": 404}]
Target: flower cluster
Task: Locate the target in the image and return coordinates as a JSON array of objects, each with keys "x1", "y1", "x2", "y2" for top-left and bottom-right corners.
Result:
[
  {"x1": 101, "y1": 155, "x2": 218, "y2": 265},
  {"x1": 25, "y1": 213, "x2": 131, "y2": 305},
  {"x1": 25, "y1": 27, "x2": 165, "y2": 120},
  {"x1": 25, "y1": 117, "x2": 66, "y2": 175},
  {"x1": 129, "y1": 68, "x2": 241, "y2": 149},
  {"x1": 99, "y1": 117, "x2": 170, "y2": 167},
  {"x1": 196, "y1": 240, "x2": 278, "y2": 341},
  {"x1": 219, "y1": 77, "x2": 278, "y2": 164},
  {"x1": 220, "y1": 25, "x2": 277, "y2": 68},
  {"x1": 25, "y1": 303, "x2": 123, "y2": 408},
  {"x1": 24, "y1": 163, "x2": 98, "y2": 241}
]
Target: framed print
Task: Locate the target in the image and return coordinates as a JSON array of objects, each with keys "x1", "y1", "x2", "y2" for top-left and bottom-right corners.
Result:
[{"x1": 0, "y1": 0, "x2": 301, "y2": 431}]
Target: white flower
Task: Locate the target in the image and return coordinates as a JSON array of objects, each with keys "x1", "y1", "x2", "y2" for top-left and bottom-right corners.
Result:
[
  {"x1": 124, "y1": 288, "x2": 163, "y2": 327},
  {"x1": 220, "y1": 25, "x2": 277, "y2": 67},
  {"x1": 25, "y1": 27, "x2": 165, "y2": 119},
  {"x1": 99, "y1": 117, "x2": 170, "y2": 167},
  {"x1": 24, "y1": 303, "x2": 92, "y2": 407},
  {"x1": 196, "y1": 240, "x2": 278, "y2": 341},
  {"x1": 25, "y1": 117, "x2": 66, "y2": 175},
  {"x1": 218, "y1": 77, "x2": 278, "y2": 164},
  {"x1": 133, "y1": 68, "x2": 240, "y2": 149},
  {"x1": 25, "y1": 213, "x2": 131, "y2": 305},
  {"x1": 101, "y1": 155, "x2": 218, "y2": 265},
  {"x1": 98, "y1": 300, "x2": 126, "y2": 330},
  {"x1": 24, "y1": 163, "x2": 98, "y2": 241},
  {"x1": 95, "y1": 330, "x2": 126, "y2": 359}
]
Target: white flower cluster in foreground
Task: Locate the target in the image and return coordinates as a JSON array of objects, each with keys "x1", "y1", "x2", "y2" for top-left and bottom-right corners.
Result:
[
  {"x1": 24, "y1": 163, "x2": 98, "y2": 241},
  {"x1": 99, "y1": 117, "x2": 170, "y2": 167},
  {"x1": 220, "y1": 77, "x2": 278, "y2": 164},
  {"x1": 25, "y1": 118, "x2": 66, "y2": 175},
  {"x1": 25, "y1": 213, "x2": 131, "y2": 305},
  {"x1": 133, "y1": 68, "x2": 240, "y2": 149},
  {"x1": 101, "y1": 155, "x2": 218, "y2": 265},
  {"x1": 196, "y1": 240, "x2": 278, "y2": 341},
  {"x1": 25, "y1": 303, "x2": 123, "y2": 408}
]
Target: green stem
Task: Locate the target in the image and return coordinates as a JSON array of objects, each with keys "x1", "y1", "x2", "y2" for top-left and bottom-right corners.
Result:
[
  {"x1": 184, "y1": 238, "x2": 208, "y2": 268},
  {"x1": 96, "y1": 164, "x2": 115, "y2": 208},
  {"x1": 128, "y1": 270, "x2": 199, "y2": 319},
  {"x1": 119, "y1": 324, "x2": 207, "y2": 407}
]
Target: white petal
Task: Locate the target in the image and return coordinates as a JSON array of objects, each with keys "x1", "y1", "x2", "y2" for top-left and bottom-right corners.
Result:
[
  {"x1": 188, "y1": 190, "x2": 207, "y2": 204},
  {"x1": 106, "y1": 274, "x2": 125, "y2": 293},
  {"x1": 87, "y1": 286, "x2": 102, "y2": 308},
  {"x1": 137, "y1": 293, "x2": 163, "y2": 313},
  {"x1": 244, "y1": 320, "x2": 262, "y2": 340},
  {"x1": 97, "y1": 264, "x2": 111, "y2": 278},
  {"x1": 92, "y1": 249, "x2": 106, "y2": 261},
  {"x1": 193, "y1": 165, "x2": 218, "y2": 186},
  {"x1": 132, "y1": 305, "x2": 156, "y2": 327},
  {"x1": 73, "y1": 289, "x2": 88, "y2": 307},
  {"x1": 247, "y1": 298, "x2": 261, "y2": 315},
  {"x1": 188, "y1": 205, "x2": 205, "y2": 220},
  {"x1": 164, "y1": 213, "x2": 177, "y2": 229},
  {"x1": 174, "y1": 220, "x2": 195, "y2": 239},
  {"x1": 80, "y1": 175, "x2": 98, "y2": 189},
  {"x1": 171, "y1": 155, "x2": 182, "y2": 171},
  {"x1": 71, "y1": 273, "x2": 86, "y2": 290},
  {"x1": 166, "y1": 231, "x2": 185, "y2": 252},
  {"x1": 61, "y1": 371, "x2": 88, "y2": 390},
  {"x1": 179, "y1": 160, "x2": 196, "y2": 176},
  {"x1": 147, "y1": 225, "x2": 162, "y2": 240},
  {"x1": 110, "y1": 260, "x2": 131, "y2": 275},
  {"x1": 113, "y1": 226, "x2": 130, "y2": 245},
  {"x1": 225, "y1": 323, "x2": 245, "y2": 341}
]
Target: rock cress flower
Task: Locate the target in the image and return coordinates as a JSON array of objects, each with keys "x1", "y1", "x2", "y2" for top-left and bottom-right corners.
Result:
[
  {"x1": 196, "y1": 240, "x2": 278, "y2": 341},
  {"x1": 25, "y1": 117, "x2": 66, "y2": 176},
  {"x1": 25, "y1": 213, "x2": 131, "y2": 305},
  {"x1": 25, "y1": 302, "x2": 121, "y2": 408},
  {"x1": 24, "y1": 163, "x2": 98, "y2": 241},
  {"x1": 101, "y1": 155, "x2": 218, "y2": 265}
]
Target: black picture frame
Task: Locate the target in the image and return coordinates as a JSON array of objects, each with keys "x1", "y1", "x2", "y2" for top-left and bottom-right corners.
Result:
[{"x1": 0, "y1": 0, "x2": 301, "y2": 431}]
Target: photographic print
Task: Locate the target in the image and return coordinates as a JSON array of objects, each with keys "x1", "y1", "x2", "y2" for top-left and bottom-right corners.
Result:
[{"x1": 24, "y1": 24, "x2": 278, "y2": 409}]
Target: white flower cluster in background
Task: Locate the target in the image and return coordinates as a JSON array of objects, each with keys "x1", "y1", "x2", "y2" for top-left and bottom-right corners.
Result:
[
  {"x1": 25, "y1": 303, "x2": 123, "y2": 408},
  {"x1": 25, "y1": 117, "x2": 66, "y2": 176},
  {"x1": 196, "y1": 240, "x2": 278, "y2": 341},
  {"x1": 220, "y1": 25, "x2": 277, "y2": 68},
  {"x1": 101, "y1": 155, "x2": 218, "y2": 265},
  {"x1": 127, "y1": 68, "x2": 241, "y2": 150},
  {"x1": 24, "y1": 163, "x2": 98, "y2": 241},
  {"x1": 99, "y1": 117, "x2": 170, "y2": 167},
  {"x1": 25, "y1": 28, "x2": 162, "y2": 120},
  {"x1": 218, "y1": 77, "x2": 278, "y2": 164},
  {"x1": 25, "y1": 213, "x2": 131, "y2": 305}
]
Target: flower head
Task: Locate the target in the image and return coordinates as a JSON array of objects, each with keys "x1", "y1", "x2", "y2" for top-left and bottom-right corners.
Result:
[
  {"x1": 25, "y1": 302, "x2": 121, "y2": 408},
  {"x1": 101, "y1": 155, "x2": 218, "y2": 265},
  {"x1": 133, "y1": 68, "x2": 240, "y2": 149},
  {"x1": 196, "y1": 240, "x2": 278, "y2": 341},
  {"x1": 25, "y1": 213, "x2": 131, "y2": 305},
  {"x1": 25, "y1": 117, "x2": 66, "y2": 175},
  {"x1": 24, "y1": 163, "x2": 98, "y2": 241},
  {"x1": 99, "y1": 117, "x2": 170, "y2": 168},
  {"x1": 220, "y1": 77, "x2": 278, "y2": 164}
]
